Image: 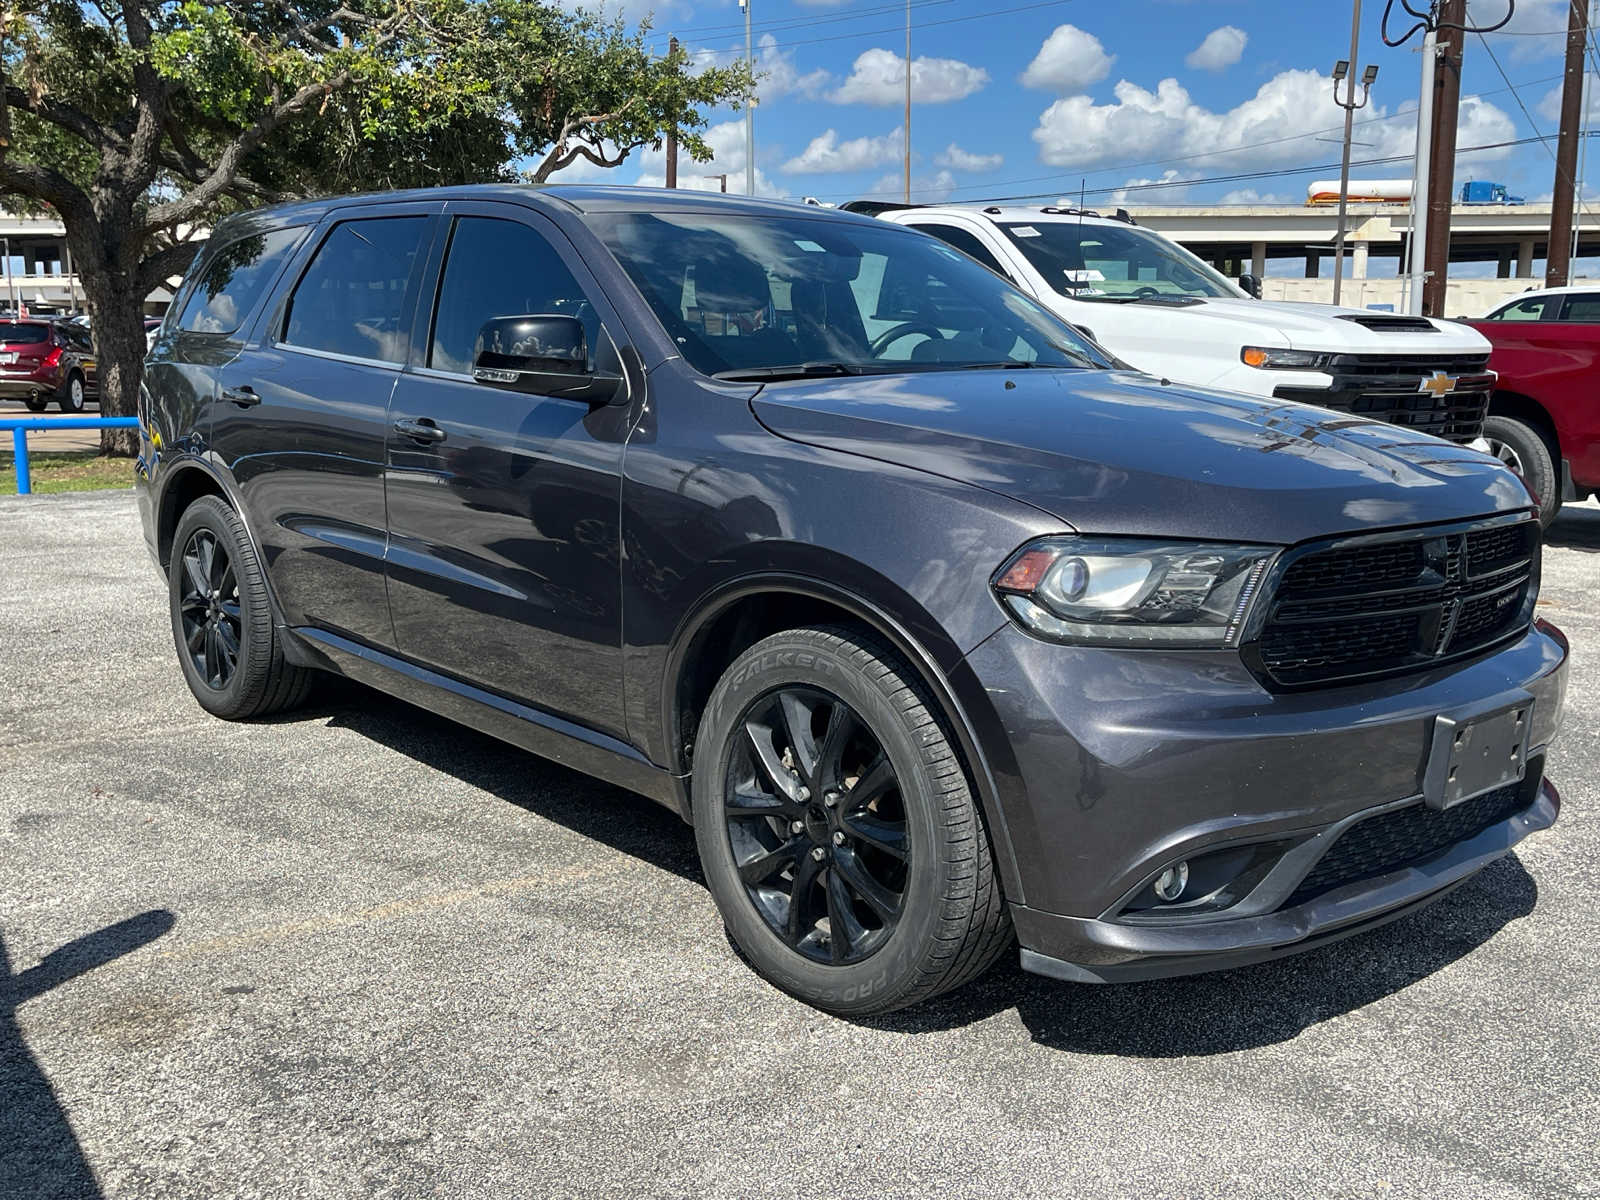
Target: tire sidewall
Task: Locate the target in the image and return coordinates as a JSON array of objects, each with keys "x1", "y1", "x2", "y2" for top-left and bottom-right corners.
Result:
[
  {"x1": 59, "y1": 374, "x2": 85, "y2": 412},
  {"x1": 692, "y1": 634, "x2": 950, "y2": 1015},
  {"x1": 1484, "y1": 414, "x2": 1558, "y2": 525},
  {"x1": 168, "y1": 498, "x2": 261, "y2": 717}
]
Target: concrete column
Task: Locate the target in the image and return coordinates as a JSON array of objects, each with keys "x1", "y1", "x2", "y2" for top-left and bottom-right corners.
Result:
[
  {"x1": 1250, "y1": 241, "x2": 1267, "y2": 278},
  {"x1": 1497, "y1": 250, "x2": 1513, "y2": 279},
  {"x1": 1517, "y1": 239, "x2": 1535, "y2": 278},
  {"x1": 1352, "y1": 241, "x2": 1369, "y2": 279},
  {"x1": 1305, "y1": 252, "x2": 1320, "y2": 278}
]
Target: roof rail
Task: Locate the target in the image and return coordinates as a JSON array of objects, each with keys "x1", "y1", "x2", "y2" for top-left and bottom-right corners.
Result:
[
  {"x1": 839, "y1": 200, "x2": 924, "y2": 216},
  {"x1": 1112, "y1": 208, "x2": 1137, "y2": 225},
  {"x1": 1040, "y1": 205, "x2": 1101, "y2": 218}
]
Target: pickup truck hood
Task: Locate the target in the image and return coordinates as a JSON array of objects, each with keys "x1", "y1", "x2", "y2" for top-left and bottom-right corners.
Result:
[
  {"x1": 1104, "y1": 296, "x2": 1491, "y2": 355},
  {"x1": 750, "y1": 368, "x2": 1530, "y2": 545}
]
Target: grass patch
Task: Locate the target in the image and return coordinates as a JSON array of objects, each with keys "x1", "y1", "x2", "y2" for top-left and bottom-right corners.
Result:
[{"x1": 0, "y1": 450, "x2": 135, "y2": 494}]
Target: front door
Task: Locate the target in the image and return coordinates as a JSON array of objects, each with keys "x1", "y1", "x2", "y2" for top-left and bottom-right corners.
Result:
[
  {"x1": 210, "y1": 206, "x2": 438, "y2": 649},
  {"x1": 383, "y1": 204, "x2": 632, "y2": 738}
]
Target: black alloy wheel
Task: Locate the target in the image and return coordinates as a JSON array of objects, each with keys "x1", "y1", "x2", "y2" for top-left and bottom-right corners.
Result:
[
  {"x1": 177, "y1": 527, "x2": 242, "y2": 690},
  {"x1": 724, "y1": 686, "x2": 910, "y2": 965}
]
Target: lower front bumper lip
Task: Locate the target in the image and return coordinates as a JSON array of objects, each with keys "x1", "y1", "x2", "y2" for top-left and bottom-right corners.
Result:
[{"x1": 1015, "y1": 776, "x2": 1559, "y2": 984}]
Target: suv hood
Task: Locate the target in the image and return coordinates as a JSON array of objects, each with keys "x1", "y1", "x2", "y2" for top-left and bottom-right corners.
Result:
[
  {"x1": 1105, "y1": 296, "x2": 1491, "y2": 355},
  {"x1": 750, "y1": 369, "x2": 1530, "y2": 545}
]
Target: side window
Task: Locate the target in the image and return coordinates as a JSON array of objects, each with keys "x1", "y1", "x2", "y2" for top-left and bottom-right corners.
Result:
[
  {"x1": 917, "y1": 224, "x2": 1011, "y2": 279},
  {"x1": 428, "y1": 216, "x2": 601, "y2": 375},
  {"x1": 1557, "y1": 293, "x2": 1600, "y2": 322},
  {"x1": 283, "y1": 216, "x2": 429, "y2": 363},
  {"x1": 176, "y1": 228, "x2": 303, "y2": 335},
  {"x1": 1487, "y1": 296, "x2": 1552, "y2": 322}
]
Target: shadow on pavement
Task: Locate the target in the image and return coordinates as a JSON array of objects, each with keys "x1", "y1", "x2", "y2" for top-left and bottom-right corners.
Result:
[
  {"x1": 1546, "y1": 505, "x2": 1600, "y2": 552},
  {"x1": 0, "y1": 910, "x2": 177, "y2": 1200},
  {"x1": 868, "y1": 855, "x2": 1537, "y2": 1055}
]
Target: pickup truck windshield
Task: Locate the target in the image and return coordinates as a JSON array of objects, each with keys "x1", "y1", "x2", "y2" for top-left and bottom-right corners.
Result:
[
  {"x1": 1000, "y1": 222, "x2": 1244, "y2": 303},
  {"x1": 590, "y1": 211, "x2": 1108, "y2": 380}
]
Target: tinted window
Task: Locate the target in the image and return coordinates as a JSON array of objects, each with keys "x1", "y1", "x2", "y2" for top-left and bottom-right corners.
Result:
[
  {"x1": 429, "y1": 217, "x2": 600, "y2": 375},
  {"x1": 917, "y1": 224, "x2": 1011, "y2": 278},
  {"x1": 177, "y1": 229, "x2": 301, "y2": 334},
  {"x1": 284, "y1": 217, "x2": 428, "y2": 363},
  {"x1": 0, "y1": 321, "x2": 50, "y2": 344},
  {"x1": 1486, "y1": 296, "x2": 1552, "y2": 322},
  {"x1": 60, "y1": 324, "x2": 93, "y2": 351},
  {"x1": 1558, "y1": 293, "x2": 1600, "y2": 322}
]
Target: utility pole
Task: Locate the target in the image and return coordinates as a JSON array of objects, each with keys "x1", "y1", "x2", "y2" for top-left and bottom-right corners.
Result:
[
  {"x1": 1548, "y1": 0, "x2": 1589, "y2": 287},
  {"x1": 1331, "y1": 2, "x2": 1378, "y2": 307},
  {"x1": 1405, "y1": 23, "x2": 1438, "y2": 315},
  {"x1": 903, "y1": 0, "x2": 912, "y2": 204},
  {"x1": 665, "y1": 37, "x2": 679, "y2": 188},
  {"x1": 740, "y1": 0, "x2": 754, "y2": 196},
  {"x1": 1421, "y1": 0, "x2": 1466, "y2": 317}
]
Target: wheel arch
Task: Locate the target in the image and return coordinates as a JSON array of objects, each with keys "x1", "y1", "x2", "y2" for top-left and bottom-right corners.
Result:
[
  {"x1": 662, "y1": 573, "x2": 1026, "y2": 903},
  {"x1": 1488, "y1": 389, "x2": 1562, "y2": 460},
  {"x1": 155, "y1": 461, "x2": 230, "y2": 570}
]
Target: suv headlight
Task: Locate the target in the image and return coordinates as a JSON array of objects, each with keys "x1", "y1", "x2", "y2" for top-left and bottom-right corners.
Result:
[
  {"x1": 1240, "y1": 346, "x2": 1330, "y2": 369},
  {"x1": 993, "y1": 537, "x2": 1279, "y2": 647}
]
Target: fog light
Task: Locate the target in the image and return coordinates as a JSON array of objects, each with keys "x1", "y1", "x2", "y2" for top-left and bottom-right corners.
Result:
[{"x1": 1154, "y1": 861, "x2": 1189, "y2": 902}]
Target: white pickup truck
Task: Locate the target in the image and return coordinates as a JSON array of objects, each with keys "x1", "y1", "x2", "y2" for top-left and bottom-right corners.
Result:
[{"x1": 851, "y1": 202, "x2": 1494, "y2": 443}]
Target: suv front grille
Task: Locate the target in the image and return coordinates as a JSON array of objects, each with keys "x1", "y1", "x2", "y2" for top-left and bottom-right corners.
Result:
[
  {"x1": 1272, "y1": 353, "x2": 1493, "y2": 443},
  {"x1": 1255, "y1": 518, "x2": 1539, "y2": 688},
  {"x1": 1283, "y1": 769, "x2": 1539, "y2": 909}
]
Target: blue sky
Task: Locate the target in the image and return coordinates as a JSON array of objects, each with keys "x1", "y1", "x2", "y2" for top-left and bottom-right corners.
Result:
[{"x1": 551, "y1": 0, "x2": 1599, "y2": 209}]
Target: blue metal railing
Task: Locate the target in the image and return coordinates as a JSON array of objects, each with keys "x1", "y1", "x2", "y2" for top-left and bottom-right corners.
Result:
[{"x1": 0, "y1": 416, "x2": 139, "y2": 495}]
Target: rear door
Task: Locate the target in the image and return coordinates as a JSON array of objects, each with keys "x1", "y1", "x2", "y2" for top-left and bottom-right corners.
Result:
[
  {"x1": 382, "y1": 201, "x2": 632, "y2": 737},
  {"x1": 210, "y1": 204, "x2": 439, "y2": 649}
]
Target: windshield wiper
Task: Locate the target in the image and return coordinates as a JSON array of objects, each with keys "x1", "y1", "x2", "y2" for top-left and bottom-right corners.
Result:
[{"x1": 712, "y1": 361, "x2": 869, "y2": 382}]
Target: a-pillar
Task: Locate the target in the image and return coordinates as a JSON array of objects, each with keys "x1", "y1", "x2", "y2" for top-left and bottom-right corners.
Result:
[{"x1": 1517, "y1": 239, "x2": 1535, "y2": 278}]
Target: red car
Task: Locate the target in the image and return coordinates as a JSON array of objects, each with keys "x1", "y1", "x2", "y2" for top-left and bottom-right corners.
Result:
[
  {"x1": 1469, "y1": 286, "x2": 1600, "y2": 524},
  {"x1": 0, "y1": 318, "x2": 98, "y2": 413}
]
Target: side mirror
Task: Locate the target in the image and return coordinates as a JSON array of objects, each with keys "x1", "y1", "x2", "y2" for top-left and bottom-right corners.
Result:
[
  {"x1": 1238, "y1": 273, "x2": 1263, "y2": 300},
  {"x1": 471, "y1": 315, "x2": 623, "y2": 405}
]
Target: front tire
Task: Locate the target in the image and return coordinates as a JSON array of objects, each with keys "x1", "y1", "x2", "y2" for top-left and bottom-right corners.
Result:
[
  {"x1": 57, "y1": 373, "x2": 85, "y2": 413},
  {"x1": 692, "y1": 626, "x2": 1011, "y2": 1016},
  {"x1": 168, "y1": 496, "x2": 313, "y2": 719},
  {"x1": 1483, "y1": 414, "x2": 1559, "y2": 527}
]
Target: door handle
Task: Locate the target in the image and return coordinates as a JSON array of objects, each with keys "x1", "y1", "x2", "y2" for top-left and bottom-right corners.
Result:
[
  {"x1": 222, "y1": 385, "x2": 260, "y2": 407},
  {"x1": 394, "y1": 416, "x2": 447, "y2": 444}
]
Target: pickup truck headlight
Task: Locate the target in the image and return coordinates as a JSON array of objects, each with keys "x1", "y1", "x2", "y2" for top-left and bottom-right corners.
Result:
[
  {"x1": 1240, "y1": 347, "x2": 1330, "y2": 369},
  {"x1": 993, "y1": 537, "x2": 1279, "y2": 647}
]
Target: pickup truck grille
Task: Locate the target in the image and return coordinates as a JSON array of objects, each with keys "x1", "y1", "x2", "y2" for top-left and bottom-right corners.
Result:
[
  {"x1": 1253, "y1": 517, "x2": 1539, "y2": 688},
  {"x1": 1271, "y1": 352, "x2": 1493, "y2": 443}
]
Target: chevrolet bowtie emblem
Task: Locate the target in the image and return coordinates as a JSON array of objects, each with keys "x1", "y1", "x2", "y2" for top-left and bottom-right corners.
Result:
[{"x1": 1420, "y1": 370, "x2": 1458, "y2": 397}]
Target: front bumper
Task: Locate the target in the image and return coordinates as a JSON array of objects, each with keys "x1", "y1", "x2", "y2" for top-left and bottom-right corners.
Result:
[{"x1": 963, "y1": 616, "x2": 1568, "y2": 982}]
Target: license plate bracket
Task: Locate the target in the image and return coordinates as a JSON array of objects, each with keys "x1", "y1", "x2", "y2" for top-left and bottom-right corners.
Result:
[{"x1": 1424, "y1": 697, "x2": 1533, "y2": 811}]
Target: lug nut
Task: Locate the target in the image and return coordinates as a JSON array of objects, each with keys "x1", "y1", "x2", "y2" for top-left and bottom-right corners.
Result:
[
  {"x1": 790, "y1": 820, "x2": 804, "y2": 835},
  {"x1": 795, "y1": 785, "x2": 811, "y2": 802},
  {"x1": 824, "y1": 791, "x2": 839, "y2": 807},
  {"x1": 810, "y1": 847, "x2": 826, "y2": 861},
  {"x1": 832, "y1": 831, "x2": 845, "y2": 846}
]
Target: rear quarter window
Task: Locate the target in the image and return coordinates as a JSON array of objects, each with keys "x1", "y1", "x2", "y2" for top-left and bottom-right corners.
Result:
[{"x1": 177, "y1": 227, "x2": 304, "y2": 335}]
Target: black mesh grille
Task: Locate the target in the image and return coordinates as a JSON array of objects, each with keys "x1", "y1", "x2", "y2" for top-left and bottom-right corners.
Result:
[
  {"x1": 1272, "y1": 353, "x2": 1492, "y2": 442},
  {"x1": 1284, "y1": 773, "x2": 1537, "y2": 909},
  {"x1": 1257, "y1": 519, "x2": 1539, "y2": 687}
]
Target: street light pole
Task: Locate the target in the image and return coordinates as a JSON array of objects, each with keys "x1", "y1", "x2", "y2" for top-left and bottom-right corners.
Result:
[
  {"x1": 741, "y1": 0, "x2": 754, "y2": 196},
  {"x1": 1330, "y1": 1, "x2": 1377, "y2": 306},
  {"x1": 1405, "y1": 24, "x2": 1437, "y2": 315},
  {"x1": 904, "y1": 0, "x2": 911, "y2": 204}
]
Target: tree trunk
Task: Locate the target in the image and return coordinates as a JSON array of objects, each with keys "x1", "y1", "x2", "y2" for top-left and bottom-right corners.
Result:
[{"x1": 80, "y1": 272, "x2": 148, "y2": 459}]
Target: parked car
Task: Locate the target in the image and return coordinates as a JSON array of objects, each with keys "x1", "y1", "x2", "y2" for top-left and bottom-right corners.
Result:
[
  {"x1": 1468, "y1": 284, "x2": 1600, "y2": 524},
  {"x1": 0, "y1": 318, "x2": 98, "y2": 412},
  {"x1": 138, "y1": 186, "x2": 1566, "y2": 1015},
  {"x1": 850, "y1": 201, "x2": 1496, "y2": 443}
]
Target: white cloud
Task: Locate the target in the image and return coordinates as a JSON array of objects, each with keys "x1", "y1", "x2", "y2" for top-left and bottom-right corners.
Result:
[
  {"x1": 1021, "y1": 25, "x2": 1114, "y2": 94},
  {"x1": 1186, "y1": 26, "x2": 1247, "y2": 72},
  {"x1": 1536, "y1": 79, "x2": 1600, "y2": 125},
  {"x1": 1483, "y1": 0, "x2": 1571, "y2": 62},
  {"x1": 1108, "y1": 170, "x2": 1191, "y2": 204},
  {"x1": 1219, "y1": 187, "x2": 1291, "y2": 204},
  {"x1": 631, "y1": 118, "x2": 786, "y2": 197},
  {"x1": 935, "y1": 142, "x2": 1003, "y2": 171},
  {"x1": 830, "y1": 48, "x2": 989, "y2": 106},
  {"x1": 694, "y1": 34, "x2": 830, "y2": 103},
  {"x1": 782, "y1": 126, "x2": 904, "y2": 174},
  {"x1": 1032, "y1": 69, "x2": 1517, "y2": 175},
  {"x1": 866, "y1": 169, "x2": 958, "y2": 203}
]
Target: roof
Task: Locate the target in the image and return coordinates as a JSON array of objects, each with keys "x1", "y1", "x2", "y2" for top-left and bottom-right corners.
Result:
[{"x1": 885, "y1": 203, "x2": 1138, "y2": 227}]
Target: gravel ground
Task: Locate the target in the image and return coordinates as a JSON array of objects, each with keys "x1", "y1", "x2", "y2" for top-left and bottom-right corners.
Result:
[{"x1": 1, "y1": 491, "x2": 1596, "y2": 1200}]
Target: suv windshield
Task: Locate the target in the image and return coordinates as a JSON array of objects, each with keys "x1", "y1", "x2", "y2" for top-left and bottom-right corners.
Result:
[
  {"x1": 589, "y1": 211, "x2": 1108, "y2": 380},
  {"x1": 999, "y1": 222, "x2": 1243, "y2": 303}
]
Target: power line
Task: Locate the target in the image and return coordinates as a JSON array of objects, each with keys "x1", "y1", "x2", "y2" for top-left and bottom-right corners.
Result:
[
  {"x1": 680, "y1": 0, "x2": 1076, "y2": 51},
  {"x1": 655, "y1": 0, "x2": 961, "y2": 46}
]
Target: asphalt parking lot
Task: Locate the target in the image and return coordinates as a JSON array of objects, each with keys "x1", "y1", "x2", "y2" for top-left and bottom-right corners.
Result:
[{"x1": 2, "y1": 491, "x2": 1597, "y2": 1200}]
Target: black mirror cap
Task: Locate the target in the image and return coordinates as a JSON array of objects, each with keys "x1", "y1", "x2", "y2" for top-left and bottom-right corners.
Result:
[
  {"x1": 1238, "y1": 273, "x2": 1263, "y2": 299},
  {"x1": 471, "y1": 315, "x2": 624, "y2": 405}
]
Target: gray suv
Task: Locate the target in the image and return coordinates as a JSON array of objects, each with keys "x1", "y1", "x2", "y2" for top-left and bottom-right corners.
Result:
[{"x1": 137, "y1": 185, "x2": 1567, "y2": 1015}]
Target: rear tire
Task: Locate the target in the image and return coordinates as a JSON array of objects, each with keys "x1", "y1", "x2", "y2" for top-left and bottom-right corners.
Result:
[
  {"x1": 168, "y1": 496, "x2": 314, "y2": 719},
  {"x1": 57, "y1": 373, "x2": 85, "y2": 413},
  {"x1": 22, "y1": 396, "x2": 47, "y2": 413},
  {"x1": 692, "y1": 625, "x2": 1012, "y2": 1016},
  {"x1": 1483, "y1": 414, "x2": 1559, "y2": 527}
]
